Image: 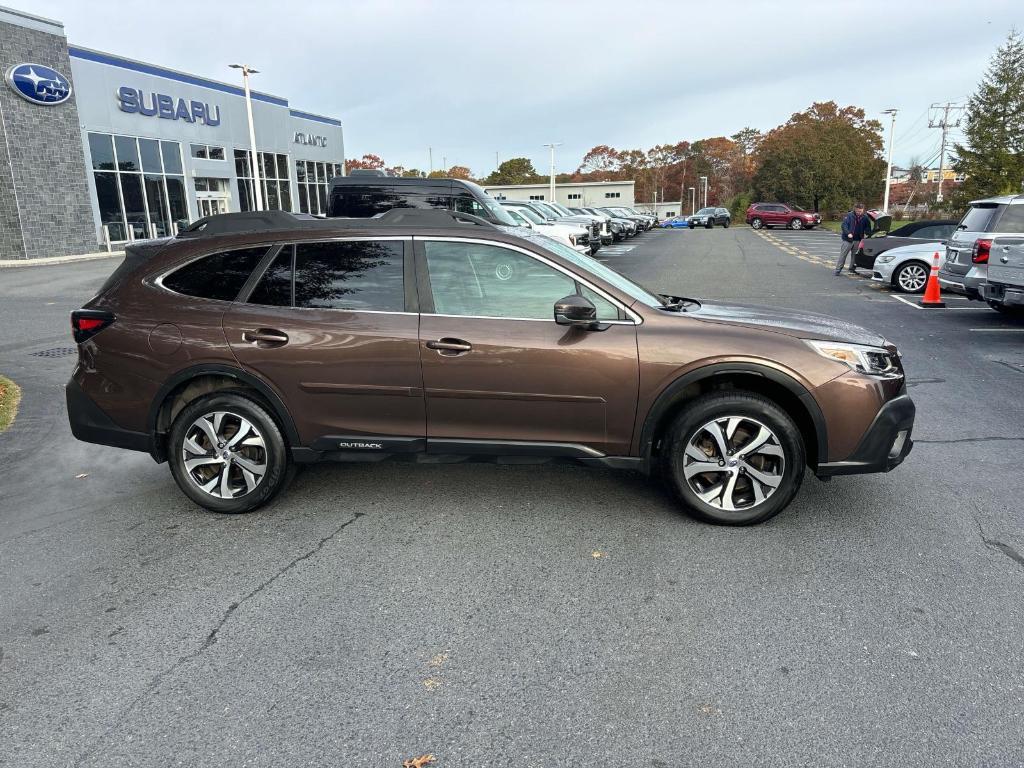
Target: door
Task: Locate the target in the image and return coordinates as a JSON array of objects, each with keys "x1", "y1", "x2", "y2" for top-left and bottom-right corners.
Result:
[
  {"x1": 223, "y1": 238, "x2": 425, "y2": 451},
  {"x1": 416, "y1": 238, "x2": 639, "y2": 457}
]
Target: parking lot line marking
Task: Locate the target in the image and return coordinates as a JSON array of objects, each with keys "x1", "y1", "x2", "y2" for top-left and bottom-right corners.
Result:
[
  {"x1": 968, "y1": 327, "x2": 1024, "y2": 332},
  {"x1": 891, "y1": 295, "x2": 924, "y2": 309}
]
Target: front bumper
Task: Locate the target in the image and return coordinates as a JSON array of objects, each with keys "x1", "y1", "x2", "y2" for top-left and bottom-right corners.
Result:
[
  {"x1": 816, "y1": 393, "x2": 915, "y2": 477},
  {"x1": 66, "y1": 377, "x2": 151, "y2": 454},
  {"x1": 872, "y1": 260, "x2": 897, "y2": 284}
]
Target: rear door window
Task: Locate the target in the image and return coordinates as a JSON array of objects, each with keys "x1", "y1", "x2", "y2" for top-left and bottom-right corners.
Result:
[
  {"x1": 163, "y1": 246, "x2": 269, "y2": 302},
  {"x1": 994, "y1": 205, "x2": 1024, "y2": 233},
  {"x1": 293, "y1": 240, "x2": 405, "y2": 311}
]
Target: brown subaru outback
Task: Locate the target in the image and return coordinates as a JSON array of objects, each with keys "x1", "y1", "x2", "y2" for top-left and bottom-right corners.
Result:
[{"x1": 67, "y1": 209, "x2": 914, "y2": 525}]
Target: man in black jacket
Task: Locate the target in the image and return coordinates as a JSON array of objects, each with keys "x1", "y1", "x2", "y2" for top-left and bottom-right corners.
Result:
[{"x1": 835, "y1": 203, "x2": 872, "y2": 275}]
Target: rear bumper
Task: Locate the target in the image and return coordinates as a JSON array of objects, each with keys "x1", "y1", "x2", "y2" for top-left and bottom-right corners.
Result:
[
  {"x1": 816, "y1": 394, "x2": 915, "y2": 477},
  {"x1": 980, "y1": 282, "x2": 1024, "y2": 306},
  {"x1": 938, "y1": 268, "x2": 983, "y2": 299},
  {"x1": 66, "y1": 378, "x2": 151, "y2": 454}
]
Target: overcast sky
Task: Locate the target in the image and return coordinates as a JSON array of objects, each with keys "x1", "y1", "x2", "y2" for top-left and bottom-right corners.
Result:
[{"x1": 33, "y1": 0, "x2": 1023, "y2": 176}]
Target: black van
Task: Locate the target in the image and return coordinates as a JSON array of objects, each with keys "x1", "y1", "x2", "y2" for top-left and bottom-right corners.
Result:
[{"x1": 328, "y1": 177, "x2": 519, "y2": 227}]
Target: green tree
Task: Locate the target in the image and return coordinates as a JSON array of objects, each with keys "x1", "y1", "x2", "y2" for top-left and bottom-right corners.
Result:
[
  {"x1": 953, "y1": 30, "x2": 1024, "y2": 200},
  {"x1": 483, "y1": 157, "x2": 543, "y2": 185},
  {"x1": 752, "y1": 102, "x2": 885, "y2": 213}
]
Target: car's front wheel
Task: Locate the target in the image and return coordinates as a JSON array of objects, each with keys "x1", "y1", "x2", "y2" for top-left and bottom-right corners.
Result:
[
  {"x1": 660, "y1": 392, "x2": 806, "y2": 525},
  {"x1": 893, "y1": 261, "x2": 929, "y2": 293},
  {"x1": 750, "y1": 217, "x2": 763, "y2": 230},
  {"x1": 168, "y1": 392, "x2": 292, "y2": 513},
  {"x1": 723, "y1": 219, "x2": 730, "y2": 228},
  {"x1": 789, "y1": 218, "x2": 803, "y2": 230}
]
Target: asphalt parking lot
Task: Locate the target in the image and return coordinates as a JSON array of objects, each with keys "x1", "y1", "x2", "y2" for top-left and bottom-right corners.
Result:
[{"x1": 2, "y1": 228, "x2": 1023, "y2": 767}]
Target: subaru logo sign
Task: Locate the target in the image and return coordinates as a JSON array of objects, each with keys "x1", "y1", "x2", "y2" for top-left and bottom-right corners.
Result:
[{"x1": 5, "y1": 63, "x2": 72, "y2": 106}]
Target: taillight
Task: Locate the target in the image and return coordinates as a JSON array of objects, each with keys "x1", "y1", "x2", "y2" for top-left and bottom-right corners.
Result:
[
  {"x1": 71, "y1": 310, "x2": 115, "y2": 344},
  {"x1": 972, "y1": 238, "x2": 992, "y2": 264}
]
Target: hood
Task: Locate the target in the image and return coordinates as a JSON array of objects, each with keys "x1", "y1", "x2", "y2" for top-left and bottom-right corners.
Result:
[{"x1": 688, "y1": 300, "x2": 887, "y2": 346}]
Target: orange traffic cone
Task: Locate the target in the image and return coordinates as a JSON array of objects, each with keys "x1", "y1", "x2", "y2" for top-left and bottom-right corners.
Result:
[{"x1": 919, "y1": 251, "x2": 945, "y2": 308}]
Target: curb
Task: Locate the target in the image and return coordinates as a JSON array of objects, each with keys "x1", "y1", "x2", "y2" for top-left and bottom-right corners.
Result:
[{"x1": 0, "y1": 251, "x2": 124, "y2": 269}]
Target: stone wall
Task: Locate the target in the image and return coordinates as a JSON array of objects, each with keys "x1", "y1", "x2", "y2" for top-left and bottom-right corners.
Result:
[{"x1": 0, "y1": 11, "x2": 97, "y2": 260}]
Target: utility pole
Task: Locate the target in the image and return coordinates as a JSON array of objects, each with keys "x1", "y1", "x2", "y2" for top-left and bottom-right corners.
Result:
[
  {"x1": 495, "y1": 151, "x2": 500, "y2": 171},
  {"x1": 882, "y1": 108, "x2": 898, "y2": 212},
  {"x1": 543, "y1": 142, "x2": 562, "y2": 203},
  {"x1": 442, "y1": 155, "x2": 447, "y2": 173},
  {"x1": 929, "y1": 102, "x2": 963, "y2": 203}
]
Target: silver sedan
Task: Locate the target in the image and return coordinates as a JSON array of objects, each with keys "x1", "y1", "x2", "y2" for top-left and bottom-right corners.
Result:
[{"x1": 871, "y1": 241, "x2": 946, "y2": 294}]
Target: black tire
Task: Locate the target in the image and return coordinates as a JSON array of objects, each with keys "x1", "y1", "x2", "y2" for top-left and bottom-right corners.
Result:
[
  {"x1": 168, "y1": 392, "x2": 292, "y2": 514},
  {"x1": 892, "y1": 260, "x2": 930, "y2": 294},
  {"x1": 659, "y1": 392, "x2": 806, "y2": 526},
  {"x1": 705, "y1": 220, "x2": 713, "y2": 229},
  {"x1": 988, "y1": 301, "x2": 1024, "y2": 315},
  {"x1": 750, "y1": 217, "x2": 763, "y2": 230},
  {"x1": 723, "y1": 219, "x2": 730, "y2": 228}
]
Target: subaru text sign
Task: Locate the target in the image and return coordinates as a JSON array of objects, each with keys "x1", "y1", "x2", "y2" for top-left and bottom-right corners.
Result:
[
  {"x1": 5, "y1": 63, "x2": 73, "y2": 106},
  {"x1": 116, "y1": 86, "x2": 221, "y2": 126}
]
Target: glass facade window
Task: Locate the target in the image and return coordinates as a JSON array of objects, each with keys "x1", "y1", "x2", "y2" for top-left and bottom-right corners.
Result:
[
  {"x1": 190, "y1": 143, "x2": 227, "y2": 161},
  {"x1": 235, "y1": 149, "x2": 291, "y2": 212},
  {"x1": 88, "y1": 132, "x2": 187, "y2": 241},
  {"x1": 295, "y1": 160, "x2": 342, "y2": 215}
]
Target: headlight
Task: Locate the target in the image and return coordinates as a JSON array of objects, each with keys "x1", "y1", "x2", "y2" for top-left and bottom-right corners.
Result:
[
  {"x1": 805, "y1": 340, "x2": 902, "y2": 378},
  {"x1": 876, "y1": 254, "x2": 896, "y2": 264}
]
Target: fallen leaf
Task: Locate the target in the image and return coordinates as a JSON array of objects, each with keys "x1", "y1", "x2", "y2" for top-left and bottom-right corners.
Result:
[
  {"x1": 422, "y1": 677, "x2": 441, "y2": 690},
  {"x1": 75, "y1": 473, "x2": 89, "y2": 479},
  {"x1": 591, "y1": 550, "x2": 606, "y2": 559},
  {"x1": 428, "y1": 652, "x2": 449, "y2": 668},
  {"x1": 403, "y1": 755, "x2": 436, "y2": 768}
]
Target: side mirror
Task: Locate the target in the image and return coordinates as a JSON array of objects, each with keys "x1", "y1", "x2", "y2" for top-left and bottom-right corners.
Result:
[{"x1": 554, "y1": 294, "x2": 598, "y2": 328}]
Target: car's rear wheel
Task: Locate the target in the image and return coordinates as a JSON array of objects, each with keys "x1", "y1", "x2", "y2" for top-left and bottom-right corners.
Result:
[
  {"x1": 660, "y1": 392, "x2": 806, "y2": 525},
  {"x1": 723, "y1": 219, "x2": 730, "y2": 228},
  {"x1": 705, "y1": 220, "x2": 713, "y2": 229},
  {"x1": 789, "y1": 218, "x2": 803, "y2": 230},
  {"x1": 893, "y1": 261, "x2": 929, "y2": 293},
  {"x1": 750, "y1": 217, "x2": 763, "y2": 230},
  {"x1": 988, "y1": 301, "x2": 1024, "y2": 315},
  {"x1": 168, "y1": 392, "x2": 292, "y2": 514}
]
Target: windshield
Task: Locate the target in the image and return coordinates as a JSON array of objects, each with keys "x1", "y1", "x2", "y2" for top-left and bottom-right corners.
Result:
[
  {"x1": 462, "y1": 181, "x2": 518, "y2": 226},
  {"x1": 533, "y1": 202, "x2": 561, "y2": 219},
  {"x1": 512, "y1": 206, "x2": 545, "y2": 225},
  {"x1": 547, "y1": 202, "x2": 573, "y2": 216},
  {"x1": 518, "y1": 232, "x2": 663, "y2": 308},
  {"x1": 504, "y1": 208, "x2": 529, "y2": 226},
  {"x1": 696, "y1": 208, "x2": 715, "y2": 215}
]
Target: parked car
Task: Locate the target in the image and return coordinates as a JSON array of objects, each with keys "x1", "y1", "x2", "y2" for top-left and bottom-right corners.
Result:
[
  {"x1": 599, "y1": 207, "x2": 649, "y2": 232},
  {"x1": 746, "y1": 203, "x2": 821, "y2": 230},
  {"x1": 979, "y1": 236, "x2": 1024, "y2": 313},
  {"x1": 582, "y1": 207, "x2": 636, "y2": 239},
  {"x1": 501, "y1": 204, "x2": 591, "y2": 255},
  {"x1": 504, "y1": 200, "x2": 601, "y2": 254},
  {"x1": 545, "y1": 201, "x2": 612, "y2": 245},
  {"x1": 855, "y1": 219, "x2": 958, "y2": 270},
  {"x1": 939, "y1": 195, "x2": 1024, "y2": 306},
  {"x1": 870, "y1": 241, "x2": 946, "y2": 293},
  {"x1": 660, "y1": 216, "x2": 689, "y2": 229},
  {"x1": 497, "y1": 204, "x2": 589, "y2": 256},
  {"x1": 67, "y1": 208, "x2": 914, "y2": 526},
  {"x1": 329, "y1": 176, "x2": 519, "y2": 227},
  {"x1": 688, "y1": 207, "x2": 731, "y2": 229},
  {"x1": 570, "y1": 207, "x2": 624, "y2": 242}
]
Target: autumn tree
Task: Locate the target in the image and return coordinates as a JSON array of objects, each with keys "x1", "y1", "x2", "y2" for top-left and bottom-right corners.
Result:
[
  {"x1": 953, "y1": 30, "x2": 1024, "y2": 201},
  {"x1": 446, "y1": 165, "x2": 473, "y2": 180},
  {"x1": 344, "y1": 153, "x2": 385, "y2": 174},
  {"x1": 577, "y1": 145, "x2": 622, "y2": 175},
  {"x1": 752, "y1": 102, "x2": 885, "y2": 213},
  {"x1": 483, "y1": 157, "x2": 543, "y2": 185}
]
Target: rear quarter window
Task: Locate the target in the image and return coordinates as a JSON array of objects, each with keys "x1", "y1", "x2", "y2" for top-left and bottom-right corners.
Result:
[
  {"x1": 958, "y1": 204, "x2": 1000, "y2": 233},
  {"x1": 994, "y1": 205, "x2": 1024, "y2": 233},
  {"x1": 162, "y1": 247, "x2": 269, "y2": 302}
]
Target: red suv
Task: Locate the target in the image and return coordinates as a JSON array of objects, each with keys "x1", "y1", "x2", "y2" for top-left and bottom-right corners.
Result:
[{"x1": 746, "y1": 203, "x2": 821, "y2": 230}]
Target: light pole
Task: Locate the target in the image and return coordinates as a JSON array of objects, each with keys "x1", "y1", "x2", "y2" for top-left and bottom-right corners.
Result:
[
  {"x1": 230, "y1": 64, "x2": 263, "y2": 211},
  {"x1": 544, "y1": 142, "x2": 562, "y2": 203},
  {"x1": 689, "y1": 187, "x2": 696, "y2": 215},
  {"x1": 882, "y1": 108, "x2": 898, "y2": 212},
  {"x1": 699, "y1": 175, "x2": 708, "y2": 209}
]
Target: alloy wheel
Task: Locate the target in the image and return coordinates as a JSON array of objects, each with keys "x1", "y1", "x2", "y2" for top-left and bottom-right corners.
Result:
[
  {"x1": 790, "y1": 219, "x2": 803, "y2": 230},
  {"x1": 751, "y1": 218, "x2": 763, "y2": 229},
  {"x1": 896, "y1": 263, "x2": 928, "y2": 293},
  {"x1": 681, "y1": 416, "x2": 786, "y2": 512},
  {"x1": 181, "y1": 411, "x2": 268, "y2": 499}
]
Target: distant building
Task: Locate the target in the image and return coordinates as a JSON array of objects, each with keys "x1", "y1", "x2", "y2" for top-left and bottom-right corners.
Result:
[
  {"x1": 482, "y1": 180, "x2": 635, "y2": 208},
  {"x1": 890, "y1": 167, "x2": 966, "y2": 184}
]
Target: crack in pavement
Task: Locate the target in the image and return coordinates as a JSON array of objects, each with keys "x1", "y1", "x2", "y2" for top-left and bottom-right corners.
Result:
[
  {"x1": 971, "y1": 514, "x2": 1024, "y2": 570},
  {"x1": 71, "y1": 511, "x2": 366, "y2": 767},
  {"x1": 914, "y1": 436, "x2": 1024, "y2": 445}
]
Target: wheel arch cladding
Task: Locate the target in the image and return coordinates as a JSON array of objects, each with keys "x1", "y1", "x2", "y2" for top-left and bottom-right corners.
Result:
[
  {"x1": 147, "y1": 364, "x2": 300, "y2": 461},
  {"x1": 641, "y1": 364, "x2": 827, "y2": 469}
]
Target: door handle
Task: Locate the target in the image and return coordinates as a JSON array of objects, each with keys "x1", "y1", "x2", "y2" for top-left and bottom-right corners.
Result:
[
  {"x1": 426, "y1": 338, "x2": 472, "y2": 355},
  {"x1": 242, "y1": 329, "x2": 289, "y2": 347}
]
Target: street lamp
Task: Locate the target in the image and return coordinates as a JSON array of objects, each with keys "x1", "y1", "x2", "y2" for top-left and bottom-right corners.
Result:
[
  {"x1": 882, "y1": 108, "x2": 898, "y2": 213},
  {"x1": 543, "y1": 142, "x2": 562, "y2": 203},
  {"x1": 689, "y1": 187, "x2": 696, "y2": 215},
  {"x1": 699, "y1": 175, "x2": 708, "y2": 209},
  {"x1": 230, "y1": 64, "x2": 263, "y2": 211}
]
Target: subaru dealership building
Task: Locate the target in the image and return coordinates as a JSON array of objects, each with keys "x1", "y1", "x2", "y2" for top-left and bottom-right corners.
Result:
[{"x1": 0, "y1": 5, "x2": 344, "y2": 260}]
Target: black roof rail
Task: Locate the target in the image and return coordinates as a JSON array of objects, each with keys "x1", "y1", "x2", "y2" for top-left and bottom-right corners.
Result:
[{"x1": 174, "y1": 208, "x2": 499, "y2": 240}]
